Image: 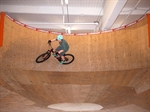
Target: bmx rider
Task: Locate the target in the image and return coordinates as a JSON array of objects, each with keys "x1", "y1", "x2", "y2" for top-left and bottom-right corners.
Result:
[{"x1": 48, "y1": 35, "x2": 69, "y2": 64}]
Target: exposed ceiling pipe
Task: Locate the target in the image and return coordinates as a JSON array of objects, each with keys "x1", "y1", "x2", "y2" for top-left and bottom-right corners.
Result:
[
  {"x1": 28, "y1": 23, "x2": 99, "y2": 25},
  {"x1": 65, "y1": 0, "x2": 68, "y2": 5},
  {"x1": 61, "y1": 0, "x2": 65, "y2": 23},
  {"x1": 94, "y1": 0, "x2": 105, "y2": 32},
  {"x1": 66, "y1": 4, "x2": 69, "y2": 23},
  {"x1": 65, "y1": 0, "x2": 70, "y2": 33},
  {"x1": 120, "y1": 0, "x2": 142, "y2": 27},
  {"x1": 145, "y1": 8, "x2": 150, "y2": 15}
]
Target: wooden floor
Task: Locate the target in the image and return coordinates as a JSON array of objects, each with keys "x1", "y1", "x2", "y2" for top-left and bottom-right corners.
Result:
[
  {"x1": 0, "y1": 67, "x2": 150, "y2": 112},
  {"x1": 0, "y1": 15, "x2": 150, "y2": 112}
]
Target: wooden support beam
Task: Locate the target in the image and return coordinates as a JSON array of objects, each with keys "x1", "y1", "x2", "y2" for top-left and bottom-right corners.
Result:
[{"x1": 0, "y1": 12, "x2": 5, "y2": 47}]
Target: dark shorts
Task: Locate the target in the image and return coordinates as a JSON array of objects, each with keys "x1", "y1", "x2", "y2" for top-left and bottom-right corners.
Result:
[{"x1": 56, "y1": 46, "x2": 65, "y2": 56}]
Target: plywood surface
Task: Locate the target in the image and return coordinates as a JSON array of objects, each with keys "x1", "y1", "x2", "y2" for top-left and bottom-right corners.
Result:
[
  {"x1": 0, "y1": 15, "x2": 150, "y2": 112},
  {"x1": 0, "y1": 67, "x2": 150, "y2": 111},
  {"x1": 0, "y1": 16, "x2": 149, "y2": 71}
]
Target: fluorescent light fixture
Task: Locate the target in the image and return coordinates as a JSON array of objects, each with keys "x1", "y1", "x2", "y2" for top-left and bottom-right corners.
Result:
[
  {"x1": 65, "y1": 26, "x2": 71, "y2": 34},
  {"x1": 68, "y1": 26, "x2": 71, "y2": 34},
  {"x1": 65, "y1": 0, "x2": 68, "y2": 4},
  {"x1": 61, "y1": 0, "x2": 63, "y2": 5}
]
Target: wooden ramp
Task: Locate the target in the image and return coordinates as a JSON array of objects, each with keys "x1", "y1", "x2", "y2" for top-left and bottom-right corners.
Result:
[{"x1": 0, "y1": 14, "x2": 150, "y2": 112}]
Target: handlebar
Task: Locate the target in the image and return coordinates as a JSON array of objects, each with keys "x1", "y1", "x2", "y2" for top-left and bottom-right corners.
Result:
[{"x1": 48, "y1": 42, "x2": 59, "y2": 56}]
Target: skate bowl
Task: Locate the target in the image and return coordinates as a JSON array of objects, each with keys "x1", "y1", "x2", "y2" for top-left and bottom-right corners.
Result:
[{"x1": 0, "y1": 14, "x2": 150, "y2": 112}]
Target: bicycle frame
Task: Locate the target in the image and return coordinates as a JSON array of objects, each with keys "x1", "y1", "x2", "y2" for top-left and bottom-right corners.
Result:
[
  {"x1": 48, "y1": 43, "x2": 54, "y2": 53},
  {"x1": 48, "y1": 42, "x2": 62, "y2": 61}
]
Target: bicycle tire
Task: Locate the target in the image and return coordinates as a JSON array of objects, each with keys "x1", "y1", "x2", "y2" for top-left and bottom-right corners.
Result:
[
  {"x1": 63, "y1": 54, "x2": 75, "y2": 65},
  {"x1": 36, "y1": 52, "x2": 50, "y2": 63}
]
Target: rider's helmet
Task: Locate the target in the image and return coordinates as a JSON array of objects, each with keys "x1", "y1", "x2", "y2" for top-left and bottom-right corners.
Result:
[{"x1": 56, "y1": 35, "x2": 63, "y2": 40}]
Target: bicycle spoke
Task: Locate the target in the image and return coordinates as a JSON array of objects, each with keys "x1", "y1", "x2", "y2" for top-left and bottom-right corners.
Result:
[{"x1": 36, "y1": 52, "x2": 50, "y2": 63}]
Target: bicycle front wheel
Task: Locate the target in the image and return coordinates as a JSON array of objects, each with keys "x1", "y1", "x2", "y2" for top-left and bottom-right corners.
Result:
[
  {"x1": 63, "y1": 54, "x2": 75, "y2": 65},
  {"x1": 36, "y1": 52, "x2": 50, "y2": 63}
]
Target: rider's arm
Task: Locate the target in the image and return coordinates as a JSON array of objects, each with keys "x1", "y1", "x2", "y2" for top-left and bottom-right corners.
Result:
[
  {"x1": 51, "y1": 39, "x2": 57, "y2": 42},
  {"x1": 48, "y1": 39, "x2": 57, "y2": 43}
]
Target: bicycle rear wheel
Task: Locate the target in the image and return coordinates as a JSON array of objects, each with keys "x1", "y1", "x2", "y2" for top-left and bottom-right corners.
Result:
[
  {"x1": 36, "y1": 52, "x2": 50, "y2": 63},
  {"x1": 63, "y1": 54, "x2": 75, "y2": 65}
]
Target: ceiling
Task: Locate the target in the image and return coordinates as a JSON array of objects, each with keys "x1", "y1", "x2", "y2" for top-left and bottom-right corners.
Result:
[{"x1": 0, "y1": 0, "x2": 150, "y2": 34}]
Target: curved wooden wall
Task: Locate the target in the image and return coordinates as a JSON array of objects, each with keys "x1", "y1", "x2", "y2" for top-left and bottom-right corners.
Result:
[
  {"x1": 0, "y1": 15, "x2": 149, "y2": 71},
  {"x1": 0, "y1": 15, "x2": 150, "y2": 112}
]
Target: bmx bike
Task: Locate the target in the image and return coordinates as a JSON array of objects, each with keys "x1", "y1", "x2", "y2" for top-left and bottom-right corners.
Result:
[{"x1": 35, "y1": 43, "x2": 74, "y2": 65}]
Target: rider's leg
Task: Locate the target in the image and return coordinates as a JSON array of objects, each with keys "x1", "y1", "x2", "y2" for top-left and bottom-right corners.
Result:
[
  {"x1": 55, "y1": 46, "x2": 66, "y2": 64},
  {"x1": 59, "y1": 50, "x2": 65, "y2": 61},
  {"x1": 59, "y1": 51, "x2": 66, "y2": 64},
  {"x1": 53, "y1": 46, "x2": 61, "y2": 56}
]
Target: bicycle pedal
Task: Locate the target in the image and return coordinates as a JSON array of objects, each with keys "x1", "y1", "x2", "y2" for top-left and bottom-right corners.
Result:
[{"x1": 52, "y1": 54, "x2": 56, "y2": 57}]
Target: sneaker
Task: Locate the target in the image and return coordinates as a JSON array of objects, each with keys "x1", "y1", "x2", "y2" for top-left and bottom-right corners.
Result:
[
  {"x1": 60, "y1": 60, "x2": 66, "y2": 64},
  {"x1": 52, "y1": 53, "x2": 56, "y2": 57}
]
